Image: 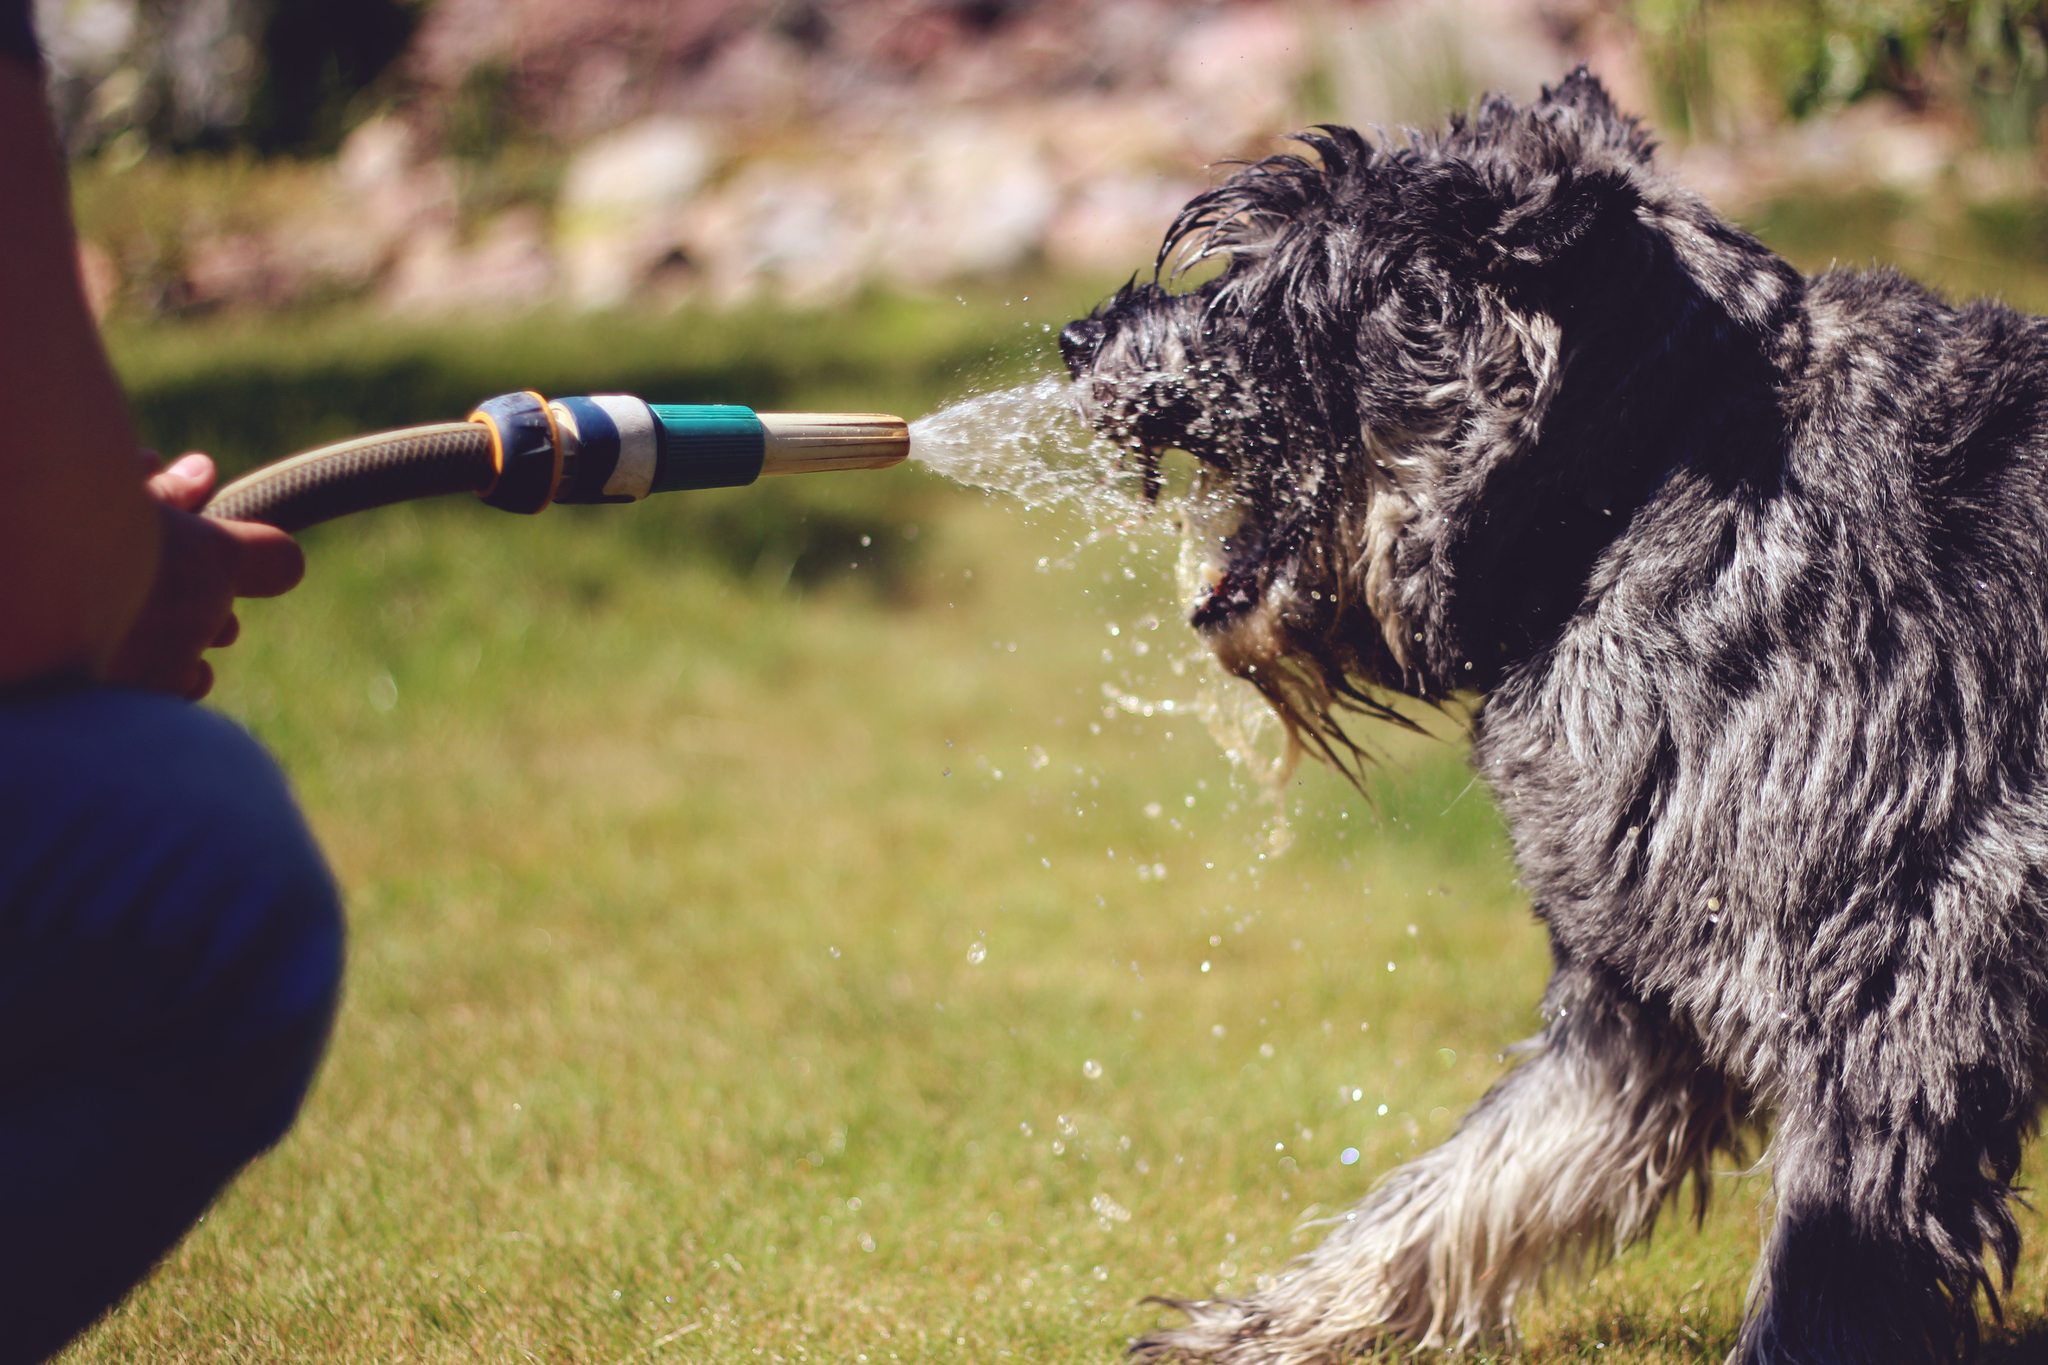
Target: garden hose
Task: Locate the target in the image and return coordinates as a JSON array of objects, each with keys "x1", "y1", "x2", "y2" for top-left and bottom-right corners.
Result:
[{"x1": 199, "y1": 390, "x2": 910, "y2": 532}]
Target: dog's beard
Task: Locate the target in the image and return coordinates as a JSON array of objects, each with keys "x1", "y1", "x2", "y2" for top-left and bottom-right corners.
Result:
[
  {"x1": 1173, "y1": 461, "x2": 1241, "y2": 613},
  {"x1": 1105, "y1": 399, "x2": 1439, "y2": 781}
]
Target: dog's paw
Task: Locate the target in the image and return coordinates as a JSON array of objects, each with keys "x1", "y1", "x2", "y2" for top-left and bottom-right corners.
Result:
[
  {"x1": 1127, "y1": 1297, "x2": 1277, "y2": 1364},
  {"x1": 1127, "y1": 1295, "x2": 1384, "y2": 1365}
]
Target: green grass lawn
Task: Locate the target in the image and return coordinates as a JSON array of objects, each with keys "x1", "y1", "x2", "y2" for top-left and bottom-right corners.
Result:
[{"x1": 58, "y1": 237, "x2": 2048, "y2": 1361}]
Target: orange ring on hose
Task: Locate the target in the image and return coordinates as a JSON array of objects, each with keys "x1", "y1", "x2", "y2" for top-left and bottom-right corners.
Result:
[{"x1": 470, "y1": 390, "x2": 561, "y2": 515}]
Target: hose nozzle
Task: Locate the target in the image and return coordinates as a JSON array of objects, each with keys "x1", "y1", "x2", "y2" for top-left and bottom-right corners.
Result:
[
  {"x1": 760, "y1": 413, "x2": 908, "y2": 476},
  {"x1": 541, "y1": 397, "x2": 906, "y2": 503},
  {"x1": 202, "y1": 392, "x2": 911, "y2": 532}
]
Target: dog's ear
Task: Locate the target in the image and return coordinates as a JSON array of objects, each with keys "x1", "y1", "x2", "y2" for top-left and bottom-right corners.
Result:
[
  {"x1": 1397, "y1": 156, "x2": 1638, "y2": 281},
  {"x1": 1419, "y1": 67, "x2": 1652, "y2": 275},
  {"x1": 1533, "y1": 67, "x2": 1656, "y2": 165},
  {"x1": 1483, "y1": 163, "x2": 1639, "y2": 271}
]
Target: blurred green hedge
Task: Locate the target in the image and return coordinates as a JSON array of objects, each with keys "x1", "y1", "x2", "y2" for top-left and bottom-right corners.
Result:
[{"x1": 1633, "y1": 0, "x2": 2048, "y2": 145}]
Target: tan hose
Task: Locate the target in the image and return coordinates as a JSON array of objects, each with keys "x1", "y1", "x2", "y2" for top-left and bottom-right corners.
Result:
[{"x1": 201, "y1": 423, "x2": 496, "y2": 532}]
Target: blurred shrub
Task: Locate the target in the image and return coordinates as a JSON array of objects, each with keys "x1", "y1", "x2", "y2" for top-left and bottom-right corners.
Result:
[
  {"x1": 1633, "y1": 0, "x2": 2048, "y2": 145},
  {"x1": 239, "y1": 0, "x2": 420, "y2": 156},
  {"x1": 45, "y1": 0, "x2": 418, "y2": 159}
]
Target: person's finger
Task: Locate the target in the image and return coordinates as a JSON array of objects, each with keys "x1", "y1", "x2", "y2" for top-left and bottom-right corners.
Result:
[
  {"x1": 210, "y1": 518, "x2": 305, "y2": 598},
  {"x1": 146, "y1": 453, "x2": 216, "y2": 513},
  {"x1": 212, "y1": 612, "x2": 240, "y2": 649}
]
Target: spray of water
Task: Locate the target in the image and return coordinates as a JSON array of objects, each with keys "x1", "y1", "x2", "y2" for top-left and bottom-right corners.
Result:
[
  {"x1": 906, "y1": 374, "x2": 1147, "y2": 523},
  {"x1": 907, "y1": 372, "x2": 1296, "y2": 841}
]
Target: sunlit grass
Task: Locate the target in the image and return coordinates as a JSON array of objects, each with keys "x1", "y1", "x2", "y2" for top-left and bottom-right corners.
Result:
[
  {"x1": 65, "y1": 484, "x2": 1559, "y2": 1362},
  {"x1": 62, "y1": 223, "x2": 2048, "y2": 1359}
]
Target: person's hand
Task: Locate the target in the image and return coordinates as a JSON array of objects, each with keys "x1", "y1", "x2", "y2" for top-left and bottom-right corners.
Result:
[{"x1": 103, "y1": 453, "x2": 305, "y2": 700}]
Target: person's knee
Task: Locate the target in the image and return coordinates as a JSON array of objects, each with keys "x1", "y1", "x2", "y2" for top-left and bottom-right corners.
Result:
[
  {"x1": 0, "y1": 688, "x2": 344, "y2": 1361},
  {"x1": 0, "y1": 685, "x2": 344, "y2": 1151}
]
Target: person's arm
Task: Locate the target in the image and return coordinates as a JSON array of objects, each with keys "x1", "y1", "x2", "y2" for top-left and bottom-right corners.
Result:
[
  {"x1": 0, "y1": 53, "x2": 303, "y2": 697},
  {"x1": 0, "y1": 53, "x2": 159, "y2": 685}
]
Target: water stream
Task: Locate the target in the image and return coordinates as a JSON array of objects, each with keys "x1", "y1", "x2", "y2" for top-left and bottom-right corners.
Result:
[
  {"x1": 905, "y1": 374, "x2": 1139, "y2": 523},
  {"x1": 904, "y1": 372, "x2": 1297, "y2": 846}
]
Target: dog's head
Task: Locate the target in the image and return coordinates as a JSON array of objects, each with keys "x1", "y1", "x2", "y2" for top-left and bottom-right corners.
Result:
[{"x1": 1062, "y1": 69, "x2": 1796, "y2": 772}]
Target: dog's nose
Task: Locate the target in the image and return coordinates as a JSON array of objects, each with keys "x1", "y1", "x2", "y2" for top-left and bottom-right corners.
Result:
[{"x1": 1059, "y1": 318, "x2": 1106, "y2": 377}]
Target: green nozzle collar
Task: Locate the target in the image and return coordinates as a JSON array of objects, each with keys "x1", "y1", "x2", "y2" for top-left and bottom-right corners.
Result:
[{"x1": 649, "y1": 405, "x2": 764, "y2": 492}]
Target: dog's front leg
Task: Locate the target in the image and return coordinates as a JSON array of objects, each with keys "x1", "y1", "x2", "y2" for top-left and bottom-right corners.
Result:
[
  {"x1": 1732, "y1": 1064, "x2": 2030, "y2": 1365},
  {"x1": 1130, "y1": 967, "x2": 1741, "y2": 1364}
]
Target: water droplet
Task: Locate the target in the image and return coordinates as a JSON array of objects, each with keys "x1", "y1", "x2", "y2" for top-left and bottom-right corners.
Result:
[
  {"x1": 367, "y1": 672, "x2": 398, "y2": 713},
  {"x1": 1200, "y1": 960, "x2": 1211, "y2": 972},
  {"x1": 1377, "y1": 1104, "x2": 1389, "y2": 1116},
  {"x1": 1341, "y1": 1148, "x2": 1360, "y2": 1165},
  {"x1": 1083, "y1": 1059, "x2": 1103, "y2": 1079},
  {"x1": 967, "y1": 942, "x2": 987, "y2": 964}
]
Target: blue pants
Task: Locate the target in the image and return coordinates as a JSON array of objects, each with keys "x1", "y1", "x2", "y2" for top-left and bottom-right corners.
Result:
[{"x1": 0, "y1": 687, "x2": 343, "y2": 1362}]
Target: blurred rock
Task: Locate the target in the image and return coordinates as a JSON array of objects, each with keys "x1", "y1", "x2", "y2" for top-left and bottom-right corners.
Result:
[
  {"x1": 311, "y1": 116, "x2": 459, "y2": 291},
  {"x1": 184, "y1": 230, "x2": 294, "y2": 309},
  {"x1": 1164, "y1": 4, "x2": 1307, "y2": 150},
  {"x1": 561, "y1": 115, "x2": 715, "y2": 214},
  {"x1": 1045, "y1": 172, "x2": 1204, "y2": 275},
  {"x1": 382, "y1": 206, "x2": 557, "y2": 315},
  {"x1": 557, "y1": 115, "x2": 718, "y2": 307},
  {"x1": 1666, "y1": 97, "x2": 1967, "y2": 209}
]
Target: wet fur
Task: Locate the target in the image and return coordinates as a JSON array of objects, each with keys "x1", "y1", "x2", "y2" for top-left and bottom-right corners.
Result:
[{"x1": 1061, "y1": 70, "x2": 2048, "y2": 1364}]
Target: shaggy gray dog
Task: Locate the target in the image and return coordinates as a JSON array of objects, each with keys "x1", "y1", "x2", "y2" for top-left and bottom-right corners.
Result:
[{"x1": 1060, "y1": 69, "x2": 2048, "y2": 1365}]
